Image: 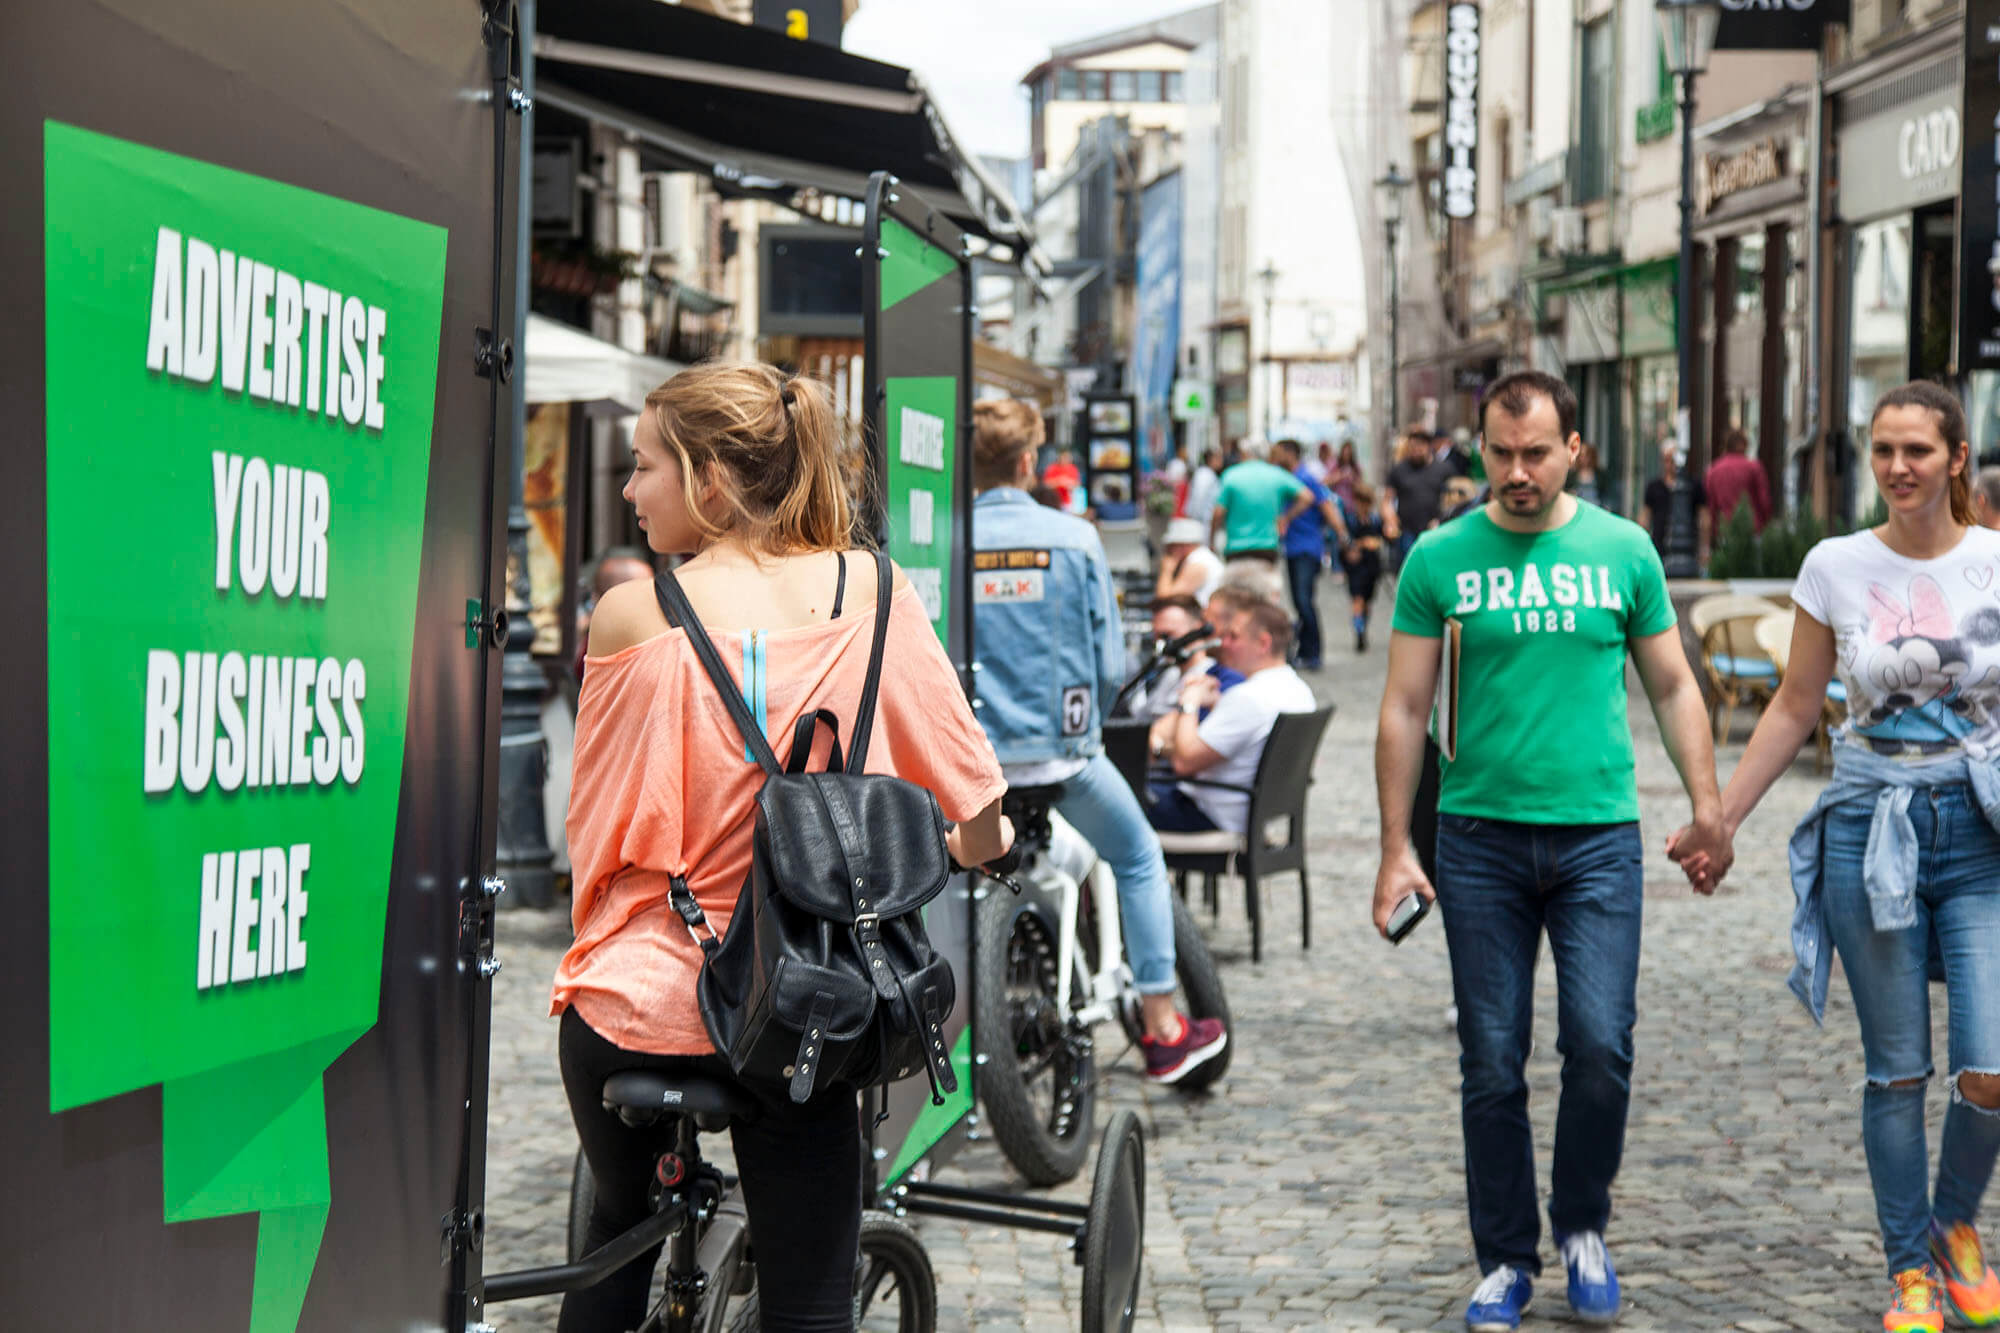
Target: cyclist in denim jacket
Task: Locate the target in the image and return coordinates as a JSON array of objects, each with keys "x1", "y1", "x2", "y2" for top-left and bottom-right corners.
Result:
[{"x1": 970, "y1": 399, "x2": 1228, "y2": 1084}]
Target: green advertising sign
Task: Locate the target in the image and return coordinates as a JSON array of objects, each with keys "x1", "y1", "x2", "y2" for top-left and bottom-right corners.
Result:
[
  {"x1": 883, "y1": 372, "x2": 957, "y2": 644},
  {"x1": 44, "y1": 122, "x2": 447, "y2": 1331},
  {"x1": 867, "y1": 192, "x2": 974, "y2": 1182}
]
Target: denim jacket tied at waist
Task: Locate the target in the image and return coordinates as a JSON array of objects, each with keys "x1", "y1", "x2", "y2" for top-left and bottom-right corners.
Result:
[{"x1": 1788, "y1": 741, "x2": 2000, "y2": 1023}]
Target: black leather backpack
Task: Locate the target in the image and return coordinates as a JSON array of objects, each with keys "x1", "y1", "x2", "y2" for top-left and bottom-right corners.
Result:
[{"x1": 652, "y1": 552, "x2": 959, "y2": 1106}]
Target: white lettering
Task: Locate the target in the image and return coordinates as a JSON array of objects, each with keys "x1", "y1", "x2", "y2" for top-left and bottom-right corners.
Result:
[
  {"x1": 1454, "y1": 570, "x2": 1482, "y2": 614},
  {"x1": 273, "y1": 271, "x2": 304, "y2": 407},
  {"x1": 198, "y1": 851, "x2": 233, "y2": 991},
  {"x1": 184, "y1": 238, "x2": 220, "y2": 385},
  {"x1": 146, "y1": 227, "x2": 183, "y2": 377},
  {"x1": 1485, "y1": 567, "x2": 1515, "y2": 611},
  {"x1": 1550, "y1": 563, "x2": 1580, "y2": 607},
  {"x1": 143, "y1": 650, "x2": 181, "y2": 794},
  {"x1": 1517, "y1": 563, "x2": 1549, "y2": 610},
  {"x1": 247, "y1": 262, "x2": 277, "y2": 401}
]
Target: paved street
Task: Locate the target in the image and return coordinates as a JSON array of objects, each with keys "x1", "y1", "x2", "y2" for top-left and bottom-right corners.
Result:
[{"x1": 481, "y1": 575, "x2": 1947, "y2": 1332}]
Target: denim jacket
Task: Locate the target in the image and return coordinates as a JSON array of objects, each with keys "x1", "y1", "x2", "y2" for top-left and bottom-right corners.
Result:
[
  {"x1": 1787, "y1": 741, "x2": 2000, "y2": 1023},
  {"x1": 970, "y1": 488, "x2": 1124, "y2": 765}
]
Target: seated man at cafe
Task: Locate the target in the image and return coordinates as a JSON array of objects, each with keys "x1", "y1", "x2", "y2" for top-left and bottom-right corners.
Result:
[
  {"x1": 1145, "y1": 596, "x2": 1316, "y2": 834},
  {"x1": 1132, "y1": 593, "x2": 1246, "y2": 721}
]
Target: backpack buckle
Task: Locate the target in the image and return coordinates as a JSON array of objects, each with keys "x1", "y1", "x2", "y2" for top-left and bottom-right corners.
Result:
[{"x1": 853, "y1": 912, "x2": 881, "y2": 928}]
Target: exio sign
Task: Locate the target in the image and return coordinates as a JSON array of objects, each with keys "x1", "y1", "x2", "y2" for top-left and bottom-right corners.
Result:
[{"x1": 1443, "y1": 2, "x2": 1480, "y2": 221}]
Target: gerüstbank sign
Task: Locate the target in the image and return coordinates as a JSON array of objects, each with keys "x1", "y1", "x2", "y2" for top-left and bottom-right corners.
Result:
[{"x1": 45, "y1": 121, "x2": 446, "y2": 1332}]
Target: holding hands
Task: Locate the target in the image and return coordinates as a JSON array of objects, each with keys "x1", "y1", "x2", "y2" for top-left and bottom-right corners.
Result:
[{"x1": 1665, "y1": 815, "x2": 1734, "y2": 895}]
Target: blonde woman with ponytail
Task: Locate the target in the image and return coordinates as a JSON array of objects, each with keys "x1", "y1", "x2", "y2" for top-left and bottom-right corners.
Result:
[{"x1": 552, "y1": 362, "x2": 1010, "y2": 1332}]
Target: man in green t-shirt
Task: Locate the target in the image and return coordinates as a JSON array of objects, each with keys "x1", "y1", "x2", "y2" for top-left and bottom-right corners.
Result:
[
  {"x1": 1371, "y1": 370, "x2": 1730, "y2": 1332},
  {"x1": 1209, "y1": 442, "x2": 1312, "y2": 605}
]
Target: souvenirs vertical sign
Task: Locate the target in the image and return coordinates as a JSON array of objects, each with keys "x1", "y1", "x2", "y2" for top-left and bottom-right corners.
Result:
[
  {"x1": 44, "y1": 121, "x2": 446, "y2": 1332},
  {"x1": 1442, "y1": 2, "x2": 1481, "y2": 221}
]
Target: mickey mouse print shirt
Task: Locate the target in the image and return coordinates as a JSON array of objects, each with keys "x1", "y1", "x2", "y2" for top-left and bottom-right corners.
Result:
[{"x1": 1792, "y1": 526, "x2": 2000, "y2": 762}]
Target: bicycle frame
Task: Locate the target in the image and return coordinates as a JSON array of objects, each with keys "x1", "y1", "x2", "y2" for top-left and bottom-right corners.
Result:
[{"x1": 1045, "y1": 811, "x2": 1129, "y2": 1030}]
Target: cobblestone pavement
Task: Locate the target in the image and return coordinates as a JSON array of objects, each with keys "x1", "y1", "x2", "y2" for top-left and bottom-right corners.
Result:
[{"x1": 482, "y1": 580, "x2": 1956, "y2": 1333}]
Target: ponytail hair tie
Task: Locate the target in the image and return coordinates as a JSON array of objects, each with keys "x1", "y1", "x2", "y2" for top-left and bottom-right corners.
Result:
[{"x1": 779, "y1": 382, "x2": 798, "y2": 409}]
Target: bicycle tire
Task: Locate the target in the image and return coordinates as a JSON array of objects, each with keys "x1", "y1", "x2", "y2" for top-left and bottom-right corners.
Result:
[
  {"x1": 972, "y1": 884, "x2": 1096, "y2": 1185},
  {"x1": 566, "y1": 1147, "x2": 594, "y2": 1264},
  {"x1": 1079, "y1": 1110, "x2": 1146, "y2": 1333},
  {"x1": 726, "y1": 1211, "x2": 937, "y2": 1333},
  {"x1": 1164, "y1": 892, "x2": 1232, "y2": 1091}
]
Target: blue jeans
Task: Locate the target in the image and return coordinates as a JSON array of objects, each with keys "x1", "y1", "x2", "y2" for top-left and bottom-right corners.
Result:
[
  {"x1": 1058, "y1": 753, "x2": 1177, "y2": 994},
  {"x1": 1435, "y1": 814, "x2": 1644, "y2": 1277},
  {"x1": 1822, "y1": 785, "x2": 2000, "y2": 1275},
  {"x1": 1286, "y1": 554, "x2": 1323, "y2": 664}
]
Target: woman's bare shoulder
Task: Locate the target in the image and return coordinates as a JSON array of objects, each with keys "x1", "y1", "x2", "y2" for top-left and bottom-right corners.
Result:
[{"x1": 587, "y1": 576, "x2": 669, "y2": 658}]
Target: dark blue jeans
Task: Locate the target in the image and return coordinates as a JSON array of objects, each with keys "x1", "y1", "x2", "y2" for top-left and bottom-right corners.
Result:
[
  {"x1": 1435, "y1": 813, "x2": 1644, "y2": 1277},
  {"x1": 1285, "y1": 553, "x2": 1322, "y2": 664}
]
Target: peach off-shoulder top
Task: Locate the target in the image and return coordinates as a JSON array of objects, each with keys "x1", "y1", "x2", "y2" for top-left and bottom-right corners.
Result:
[{"x1": 551, "y1": 584, "x2": 1007, "y2": 1056}]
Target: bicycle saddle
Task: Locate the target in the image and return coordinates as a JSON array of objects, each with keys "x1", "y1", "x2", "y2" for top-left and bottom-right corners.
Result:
[
  {"x1": 1002, "y1": 784, "x2": 1064, "y2": 847},
  {"x1": 601, "y1": 1071, "x2": 760, "y2": 1129}
]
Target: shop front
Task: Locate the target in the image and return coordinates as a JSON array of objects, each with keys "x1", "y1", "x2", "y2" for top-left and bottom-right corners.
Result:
[
  {"x1": 1692, "y1": 96, "x2": 1809, "y2": 516},
  {"x1": 1831, "y1": 42, "x2": 1961, "y2": 522},
  {"x1": 1540, "y1": 258, "x2": 1678, "y2": 520}
]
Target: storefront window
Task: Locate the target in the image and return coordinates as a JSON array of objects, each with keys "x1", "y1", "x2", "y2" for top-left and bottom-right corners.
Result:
[
  {"x1": 1967, "y1": 373, "x2": 2000, "y2": 466},
  {"x1": 1631, "y1": 356, "x2": 1677, "y2": 491},
  {"x1": 1136, "y1": 71, "x2": 1163, "y2": 102},
  {"x1": 1109, "y1": 70, "x2": 1137, "y2": 102},
  {"x1": 1846, "y1": 215, "x2": 1913, "y2": 522},
  {"x1": 1725, "y1": 231, "x2": 1765, "y2": 452}
]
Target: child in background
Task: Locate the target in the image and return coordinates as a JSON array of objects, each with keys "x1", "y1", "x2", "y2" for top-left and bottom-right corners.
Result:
[{"x1": 1340, "y1": 482, "x2": 1398, "y2": 652}]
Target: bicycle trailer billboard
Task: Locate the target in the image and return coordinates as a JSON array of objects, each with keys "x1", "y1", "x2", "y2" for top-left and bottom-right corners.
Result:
[
  {"x1": 4, "y1": 3, "x2": 507, "y2": 1330},
  {"x1": 860, "y1": 173, "x2": 980, "y2": 1186}
]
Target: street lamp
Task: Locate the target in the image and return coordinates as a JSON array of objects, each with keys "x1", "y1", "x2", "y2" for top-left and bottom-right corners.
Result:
[
  {"x1": 1375, "y1": 163, "x2": 1411, "y2": 439},
  {"x1": 1656, "y1": 0, "x2": 1720, "y2": 577},
  {"x1": 1256, "y1": 260, "x2": 1280, "y2": 438}
]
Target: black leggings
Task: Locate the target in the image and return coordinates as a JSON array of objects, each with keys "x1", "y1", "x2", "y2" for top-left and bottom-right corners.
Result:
[{"x1": 556, "y1": 1007, "x2": 863, "y2": 1332}]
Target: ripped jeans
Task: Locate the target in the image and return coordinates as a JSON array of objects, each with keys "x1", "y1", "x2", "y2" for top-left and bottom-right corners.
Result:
[{"x1": 1824, "y1": 784, "x2": 2000, "y2": 1275}]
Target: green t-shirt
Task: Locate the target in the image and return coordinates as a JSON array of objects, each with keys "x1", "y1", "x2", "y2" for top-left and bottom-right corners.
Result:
[
  {"x1": 1391, "y1": 501, "x2": 1676, "y2": 824},
  {"x1": 1214, "y1": 460, "x2": 1308, "y2": 554}
]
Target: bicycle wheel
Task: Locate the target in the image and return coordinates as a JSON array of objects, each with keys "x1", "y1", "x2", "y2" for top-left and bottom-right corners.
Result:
[
  {"x1": 1110, "y1": 893, "x2": 1232, "y2": 1092},
  {"x1": 727, "y1": 1211, "x2": 937, "y2": 1333},
  {"x1": 1163, "y1": 892, "x2": 1231, "y2": 1091},
  {"x1": 1079, "y1": 1111, "x2": 1146, "y2": 1333},
  {"x1": 566, "y1": 1147, "x2": 594, "y2": 1263},
  {"x1": 973, "y1": 883, "x2": 1096, "y2": 1185}
]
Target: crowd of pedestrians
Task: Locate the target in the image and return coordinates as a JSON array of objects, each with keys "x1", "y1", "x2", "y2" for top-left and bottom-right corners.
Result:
[{"x1": 550, "y1": 349, "x2": 2000, "y2": 1333}]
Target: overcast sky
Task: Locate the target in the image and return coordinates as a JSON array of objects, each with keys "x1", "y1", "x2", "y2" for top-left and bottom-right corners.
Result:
[{"x1": 843, "y1": 1, "x2": 1197, "y2": 161}]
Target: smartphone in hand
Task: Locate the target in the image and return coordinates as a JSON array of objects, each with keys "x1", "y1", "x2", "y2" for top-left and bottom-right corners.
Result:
[{"x1": 1386, "y1": 892, "x2": 1431, "y2": 945}]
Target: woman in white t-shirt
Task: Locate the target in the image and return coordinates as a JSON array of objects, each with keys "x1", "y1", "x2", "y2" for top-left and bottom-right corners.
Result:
[{"x1": 1671, "y1": 382, "x2": 2000, "y2": 1331}]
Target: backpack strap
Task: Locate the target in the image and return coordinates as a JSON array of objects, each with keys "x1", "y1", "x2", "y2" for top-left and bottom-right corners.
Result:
[
  {"x1": 654, "y1": 570, "x2": 783, "y2": 777},
  {"x1": 844, "y1": 551, "x2": 894, "y2": 774},
  {"x1": 787, "y1": 709, "x2": 845, "y2": 775},
  {"x1": 665, "y1": 875, "x2": 720, "y2": 956}
]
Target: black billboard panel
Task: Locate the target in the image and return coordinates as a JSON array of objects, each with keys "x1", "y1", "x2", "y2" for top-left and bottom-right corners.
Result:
[{"x1": 4, "y1": 3, "x2": 508, "y2": 1329}]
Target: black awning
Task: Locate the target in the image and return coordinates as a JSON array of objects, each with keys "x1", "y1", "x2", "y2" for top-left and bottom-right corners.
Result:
[{"x1": 535, "y1": 0, "x2": 1037, "y2": 261}]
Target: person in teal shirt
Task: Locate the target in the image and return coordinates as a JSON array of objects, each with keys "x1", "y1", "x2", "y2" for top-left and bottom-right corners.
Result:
[{"x1": 1208, "y1": 442, "x2": 1311, "y2": 606}]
